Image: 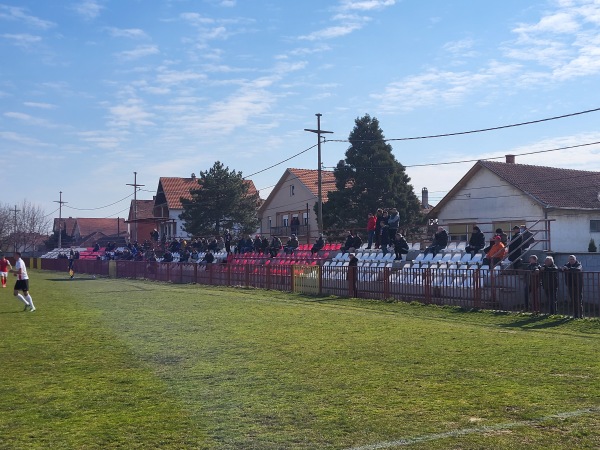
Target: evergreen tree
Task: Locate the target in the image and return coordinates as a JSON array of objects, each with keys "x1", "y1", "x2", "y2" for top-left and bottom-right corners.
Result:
[
  {"x1": 180, "y1": 161, "x2": 260, "y2": 236},
  {"x1": 322, "y1": 114, "x2": 422, "y2": 232}
]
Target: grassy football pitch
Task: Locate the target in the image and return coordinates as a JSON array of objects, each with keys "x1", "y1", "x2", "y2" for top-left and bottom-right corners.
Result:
[{"x1": 1, "y1": 270, "x2": 599, "y2": 449}]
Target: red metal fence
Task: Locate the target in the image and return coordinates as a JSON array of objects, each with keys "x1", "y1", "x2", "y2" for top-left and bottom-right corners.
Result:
[{"x1": 31, "y1": 258, "x2": 599, "y2": 318}]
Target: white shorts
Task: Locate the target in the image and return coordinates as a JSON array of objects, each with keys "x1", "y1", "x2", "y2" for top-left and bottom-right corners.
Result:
[{"x1": 0, "y1": 271, "x2": 8, "y2": 277}]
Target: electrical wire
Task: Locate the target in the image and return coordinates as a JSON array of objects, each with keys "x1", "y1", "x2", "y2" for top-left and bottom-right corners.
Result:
[
  {"x1": 244, "y1": 143, "x2": 318, "y2": 179},
  {"x1": 324, "y1": 107, "x2": 600, "y2": 144},
  {"x1": 64, "y1": 189, "x2": 139, "y2": 211}
]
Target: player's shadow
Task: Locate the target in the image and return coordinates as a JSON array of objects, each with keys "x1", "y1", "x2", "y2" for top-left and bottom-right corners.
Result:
[
  {"x1": 48, "y1": 277, "x2": 97, "y2": 282},
  {"x1": 0, "y1": 311, "x2": 22, "y2": 314}
]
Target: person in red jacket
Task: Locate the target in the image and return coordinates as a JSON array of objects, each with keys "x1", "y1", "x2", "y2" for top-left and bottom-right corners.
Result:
[{"x1": 366, "y1": 212, "x2": 377, "y2": 249}]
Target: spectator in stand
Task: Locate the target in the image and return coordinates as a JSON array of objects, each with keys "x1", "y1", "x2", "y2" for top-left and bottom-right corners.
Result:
[
  {"x1": 424, "y1": 226, "x2": 449, "y2": 256},
  {"x1": 374, "y1": 208, "x2": 384, "y2": 249},
  {"x1": 290, "y1": 216, "x2": 300, "y2": 236},
  {"x1": 465, "y1": 226, "x2": 485, "y2": 256},
  {"x1": 224, "y1": 229, "x2": 232, "y2": 254},
  {"x1": 284, "y1": 235, "x2": 299, "y2": 255},
  {"x1": 562, "y1": 255, "x2": 583, "y2": 318},
  {"x1": 93, "y1": 242, "x2": 100, "y2": 252},
  {"x1": 311, "y1": 235, "x2": 325, "y2": 255},
  {"x1": 162, "y1": 251, "x2": 173, "y2": 263},
  {"x1": 520, "y1": 224, "x2": 535, "y2": 251},
  {"x1": 151, "y1": 229, "x2": 159, "y2": 242},
  {"x1": 341, "y1": 231, "x2": 355, "y2": 254},
  {"x1": 352, "y1": 233, "x2": 363, "y2": 251},
  {"x1": 269, "y1": 236, "x2": 282, "y2": 258},
  {"x1": 393, "y1": 232, "x2": 409, "y2": 260},
  {"x1": 495, "y1": 228, "x2": 508, "y2": 245},
  {"x1": 483, "y1": 235, "x2": 505, "y2": 267},
  {"x1": 199, "y1": 249, "x2": 215, "y2": 267},
  {"x1": 366, "y1": 212, "x2": 377, "y2": 249},
  {"x1": 387, "y1": 208, "x2": 400, "y2": 243},
  {"x1": 523, "y1": 255, "x2": 541, "y2": 311},
  {"x1": 508, "y1": 226, "x2": 523, "y2": 269},
  {"x1": 261, "y1": 236, "x2": 270, "y2": 255},
  {"x1": 380, "y1": 210, "x2": 390, "y2": 255},
  {"x1": 253, "y1": 235, "x2": 262, "y2": 253},
  {"x1": 540, "y1": 256, "x2": 559, "y2": 314}
]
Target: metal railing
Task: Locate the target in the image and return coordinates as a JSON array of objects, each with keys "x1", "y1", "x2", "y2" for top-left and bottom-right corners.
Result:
[{"x1": 30, "y1": 258, "x2": 599, "y2": 318}]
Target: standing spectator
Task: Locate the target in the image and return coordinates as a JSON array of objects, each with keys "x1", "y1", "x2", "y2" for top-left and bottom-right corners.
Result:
[
  {"x1": 374, "y1": 209, "x2": 384, "y2": 249},
  {"x1": 366, "y1": 213, "x2": 377, "y2": 249},
  {"x1": 261, "y1": 236, "x2": 270, "y2": 255},
  {"x1": 253, "y1": 235, "x2": 262, "y2": 253},
  {"x1": 540, "y1": 256, "x2": 559, "y2": 314},
  {"x1": 393, "y1": 233, "x2": 409, "y2": 261},
  {"x1": 465, "y1": 226, "x2": 485, "y2": 256},
  {"x1": 483, "y1": 235, "x2": 505, "y2": 267},
  {"x1": 523, "y1": 255, "x2": 541, "y2": 312},
  {"x1": 508, "y1": 226, "x2": 523, "y2": 269},
  {"x1": 11, "y1": 252, "x2": 35, "y2": 312},
  {"x1": 290, "y1": 216, "x2": 300, "y2": 236},
  {"x1": 311, "y1": 235, "x2": 325, "y2": 255},
  {"x1": 347, "y1": 253, "x2": 359, "y2": 298},
  {"x1": 387, "y1": 208, "x2": 400, "y2": 243},
  {"x1": 562, "y1": 255, "x2": 583, "y2": 318},
  {"x1": 380, "y1": 211, "x2": 390, "y2": 255},
  {"x1": 424, "y1": 226, "x2": 449, "y2": 256},
  {"x1": 520, "y1": 225, "x2": 535, "y2": 251},
  {"x1": 224, "y1": 230, "x2": 232, "y2": 254}
]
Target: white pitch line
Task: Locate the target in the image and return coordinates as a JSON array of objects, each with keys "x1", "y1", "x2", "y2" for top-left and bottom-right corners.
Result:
[{"x1": 345, "y1": 407, "x2": 600, "y2": 450}]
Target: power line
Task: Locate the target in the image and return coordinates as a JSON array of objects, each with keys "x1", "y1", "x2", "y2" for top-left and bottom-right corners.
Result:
[
  {"x1": 64, "y1": 190, "x2": 139, "y2": 211},
  {"x1": 324, "y1": 107, "x2": 600, "y2": 144},
  {"x1": 244, "y1": 143, "x2": 318, "y2": 179}
]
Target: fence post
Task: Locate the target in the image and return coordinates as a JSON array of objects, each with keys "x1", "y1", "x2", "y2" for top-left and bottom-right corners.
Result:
[
  {"x1": 318, "y1": 264, "x2": 323, "y2": 295},
  {"x1": 383, "y1": 267, "x2": 390, "y2": 299},
  {"x1": 473, "y1": 269, "x2": 481, "y2": 308},
  {"x1": 424, "y1": 269, "x2": 432, "y2": 304}
]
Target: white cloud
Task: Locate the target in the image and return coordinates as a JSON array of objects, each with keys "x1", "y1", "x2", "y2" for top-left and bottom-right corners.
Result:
[
  {"x1": 513, "y1": 12, "x2": 580, "y2": 35},
  {"x1": 0, "y1": 5, "x2": 55, "y2": 29},
  {"x1": 73, "y1": 0, "x2": 103, "y2": 20},
  {"x1": 23, "y1": 101, "x2": 56, "y2": 109},
  {"x1": 1, "y1": 33, "x2": 42, "y2": 49},
  {"x1": 106, "y1": 27, "x2": 149, "y2": 39},
  {"x1": 116, "y1": 45, "x2": 160, "y2": 61},
  {"x1": 4, "y1": 111, "x2": 58, "y2": 128},
  {"x1": 108, "y1": 99, "x2": 155, "y2": 128},
  {"x1": 77, "y1": 130, "x2": 128, "y2": 149},
  {"x1": 0, "y1": 131, "x2": 50, "y2": 146},
  {"x1": 339, "y1": 0, "x2": 396, "y2": 11},
  {"x1": 442, "y1": 38, "x2": 478, "y2": 57},
  {"x1": 299, "y1": 22, "x2": 364, "y2": 41}
]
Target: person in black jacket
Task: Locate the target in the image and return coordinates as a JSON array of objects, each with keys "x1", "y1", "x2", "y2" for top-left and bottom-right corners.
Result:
[
  {"x1": 508, "y1": 226, "x2": 523, "y2": 269},
  {"x1": 562, "y1": 255, "x2": 583, "y2": 318},
  {"x1": 393, "y1": 233, "x2": 409, "y2": 260},
  {"x1": 465, "y1": 226, "x2": 485, "y2": 256},
  {"x1": 424, "y1": 226, "x2": 448, "y2": 256},
  {"x1": 311, "y1": 235, "x2": 325, "y2": 255},
  {"x1": 540, "y1": 256, "x2": 559, "y2": 314}
]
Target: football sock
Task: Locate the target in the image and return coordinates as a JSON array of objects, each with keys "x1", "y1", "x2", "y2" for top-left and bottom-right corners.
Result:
[
  {"x1": 17, "y1": 293, "x2": 29, "y2": 306},
  {"x1": 25, "y1": 294, "x2": 35, "y2": 309}
]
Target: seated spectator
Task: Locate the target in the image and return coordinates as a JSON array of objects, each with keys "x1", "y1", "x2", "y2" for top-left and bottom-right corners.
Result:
[
  {"x1": 465, "y1": 226, "x2": 485, "y2": 256},
  {"x1": 424, "y1": 226, "x2": 449, "y2": 256},
  {"x1": 284, "y1": 235, "x2": 299, "y2": 254},
  {"x1": 261, "y1": 236, "x2": 270, "y2": 254},
  {"x1": 495, "y1": 228, "x2": 508, "y2": 245},
  {"x1": 311, "y1": 235, "x2": 325, "y2": 255},
  {"x1": 341, "y1": 232, "x2": 355, "y2": 253},
  {"x1": 199, "y1": 250, "x2": 215, "y2": 267},
  {"x1": 253, "y1": 235, "x2": 262, "y2": 253},
  {"x1": 393, "y1": 233, "x2": 409, "y2": 260},
  {"x1": 482, "y1": 235, "x2": 505, "y2": 267},
  {"x1": 162, "y1": 251, "x2": 173, "y2": 263},
  {"x1": 269, "y1": 236, "x2": 282, "y2": 258},
  {"x1": 352, "y1": 233, "x2": 363, "y2": 251}
]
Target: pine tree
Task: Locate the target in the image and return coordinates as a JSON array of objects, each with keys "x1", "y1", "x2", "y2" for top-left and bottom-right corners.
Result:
[
  {"x1": 179, "y1": 161, "x2": 260, "y2": 236},
  {"x1": 322, "y1": 114, "x2": 422, "y2": 232}
]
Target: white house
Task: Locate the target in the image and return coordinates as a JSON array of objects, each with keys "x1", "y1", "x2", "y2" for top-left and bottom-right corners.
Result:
[
  {"x1": 258, "y1": 168, "x2": 335, "y2": 242},
  {"x1": 427, "y1": 156, "x2": 600, "y2": 253}
]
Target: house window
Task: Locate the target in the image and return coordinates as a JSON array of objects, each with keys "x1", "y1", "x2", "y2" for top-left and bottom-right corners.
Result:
[
  {"x1": 290, "y1": 185, "x2": 295, "y2": 196},
  {"x1": 590, "y1": 220, "x2": 600, "y2": 232},
  {"x1": 303, "y1": 212, "x2": 309, "y2": 225},
  {"x1": 282, "y1": 215, "x2": 289, "y2": 227},
  {"x1": 268, "y1": 216, "x2": 272, "y2": 229}
]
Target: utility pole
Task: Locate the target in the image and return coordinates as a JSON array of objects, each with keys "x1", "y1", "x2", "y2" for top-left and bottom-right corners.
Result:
[
  {"x1": 126, "y1": 172, "x2": 144, "y2": 243},
  {"x1": 11, "y1": 205, "x2": 20, "y2": 253},
  {"x1": 304, "y1": 113, "x2": 333, "y2": 236},
  {"x1": 54, "y1": 191, "x2": 67, "y2": 249}
]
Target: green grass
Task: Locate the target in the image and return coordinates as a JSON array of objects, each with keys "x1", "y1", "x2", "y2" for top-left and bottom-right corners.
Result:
[{"x1": 1, "y1": 271, "x2": 599, "y2": 449}]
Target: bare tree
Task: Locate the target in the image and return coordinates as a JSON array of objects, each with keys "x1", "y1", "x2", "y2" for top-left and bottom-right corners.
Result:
[{"x1": 7, "y1": 200, "x2": 52, "y2": 255}]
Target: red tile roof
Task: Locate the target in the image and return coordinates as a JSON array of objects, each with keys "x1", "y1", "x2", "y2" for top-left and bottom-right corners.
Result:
[
  {"x1": 53, "y1": 217, "x2": 77, "y2": 235},
  {"x1": 288, "y1": 168, "x2": 336, "y2": 202},
  {"x1": 76, "y1": 218, "x2": 127, "y2": 238},
  {"x1": 128, "y1": 199, "x2": 155, "y2": 221},
  {"x1": 158, "y1": 177, "x2": 259, "y2": 211},
  {"x1": 480, "y1": 160, "x2": 600, "y2": 209}
]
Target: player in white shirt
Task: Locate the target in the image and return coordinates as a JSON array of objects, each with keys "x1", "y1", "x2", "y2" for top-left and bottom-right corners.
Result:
[{"x1": 10, "y1": 252, "x2": 35, "y2": 312}]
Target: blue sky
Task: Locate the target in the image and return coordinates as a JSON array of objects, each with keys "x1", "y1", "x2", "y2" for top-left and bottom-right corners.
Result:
[{"x1": 2, "y1": 0, "x2": 600, "y2": 219}]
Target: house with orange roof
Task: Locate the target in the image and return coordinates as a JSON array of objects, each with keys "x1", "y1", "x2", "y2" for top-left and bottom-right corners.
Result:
[
  {"x1": 126, "y1": 199, "x2": 156, "y2": 243},
  {"x1": 257, "y1": 168, "x2": 335, "y2": 242},
  {"x1": 152, "y1": 174, "x2": 259, "y2": 239},
  {"x1": 428, "y1": 155, "x2": 600, "y2": 253}
]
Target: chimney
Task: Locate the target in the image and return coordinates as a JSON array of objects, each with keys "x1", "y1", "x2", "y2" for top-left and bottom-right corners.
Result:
[
  {"x1": 505, "y1": 154, "x2": 515, "y2": 164},
  {"x1": 191, "y1": 173, "x2": 196, "y2": 180},
  {"x1": 422, "y1": 187, "x2": 429, "y2": 208}
]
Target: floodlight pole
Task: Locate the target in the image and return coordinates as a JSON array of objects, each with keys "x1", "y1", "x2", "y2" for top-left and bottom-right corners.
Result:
[
  {"x1": 54, "y1": 191, "x2": 67, "y2": 249},
  {"x1": 304, "y1": 113, "x2": 333, "y2": 236}
]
